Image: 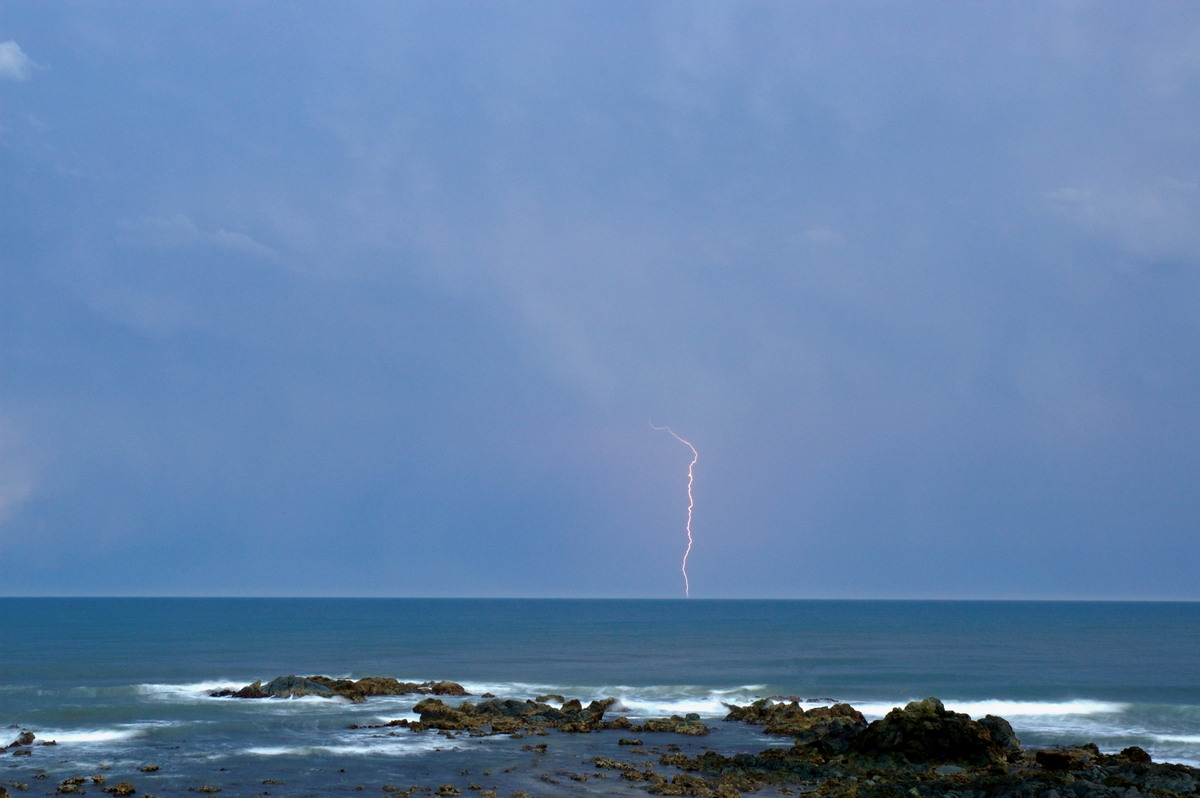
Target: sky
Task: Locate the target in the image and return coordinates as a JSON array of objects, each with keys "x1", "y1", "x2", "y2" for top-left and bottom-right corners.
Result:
[{"x1": 2, "y1": 2, "x2": 1199, "y2": 599}]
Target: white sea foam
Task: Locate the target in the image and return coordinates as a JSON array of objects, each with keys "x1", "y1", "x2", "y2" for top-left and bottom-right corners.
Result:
[
  {"x1": 437, "y1": 680, "x2": 771, "y2": 718},
  {"x1": 138, "y1": 677, "x2": 766, "y2": 719},
  {"x1": 1154, "y1": 734, "x2": 1200, "y2": 744},
  {"x1": 246, "y1": 738, "x2": 456, "y2": 758},
  {"x1": 945, "y1": 699, "x2": 1127, "y2": 717},
  {"x1": 138, "y1": 680, "x2": 243, "y2": 701},
  {"x1": 456, "y1": 680, "x2": 558, "y2": 698},
  {"x1": 847, "y1": 699, "x2": 1127, "y2": 720},
  {"x1": 49, "y1": 729, "x2": 142, "y2": 743},
  {"x1": 139, "y1": 680, "x2": 358, "y2": 710},
  {"x1": 375, "y1": 713, "x2": 419, "y2": 724},
  {"x1": 613, "y1": 693, "x2": 742, "y2": 717},
  {"x1": 588, "y1": 685, "x2": 770, "y2": 718},
  {"x1": 35, "y1": 723, "x2": 169, "y2": 745}
]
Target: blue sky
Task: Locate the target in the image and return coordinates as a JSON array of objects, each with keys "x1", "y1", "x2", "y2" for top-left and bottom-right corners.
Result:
[{"x1": 2, "y1": 2, "x2": 1198, "y2": 598}]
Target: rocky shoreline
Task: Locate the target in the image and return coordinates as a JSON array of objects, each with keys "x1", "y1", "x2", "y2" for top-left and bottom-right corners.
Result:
[
  {"x1": 7, "y1": 678, "x2": 1199, "y2": 797},
  {"x1": 209, "y1": 675, "x2": 470, "y2": 702}
]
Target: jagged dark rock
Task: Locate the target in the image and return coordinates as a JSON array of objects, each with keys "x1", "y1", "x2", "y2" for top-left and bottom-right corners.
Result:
[
  {"x1": 5, "y1": 731, "x2": 34, "y2": 749},
  {"x1": 851, "y1": 696, "x2": 1011, "y2": 767},
  {"x1": 211, "y1": 675, "x2": 468, "y2": 703},
  {"x1": 408, "y1": 696, "x2": 618, "y2": 734},
  {"x1": 637, "y1": 713, "x2": 709, "y2": 736},
  {"x1": 398, "y1": 695, "x2": 708, "y2": 736},
  {"x1": 725, "y1": 700, "x2": 866, "y2": 757},
  {"x1": 979, "y1": 713, "x2": 1022, "y2": 757},
  {"x1": 663, "y1": 696, "x2": 1200, "y2": 797},
  {"x1": 56, "y1": 776, "x2": 86, "y2": 795}
]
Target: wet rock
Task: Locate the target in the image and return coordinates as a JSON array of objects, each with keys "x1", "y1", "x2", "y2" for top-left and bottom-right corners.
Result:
[
  {"x1": 425, "y1": 680, "x2": 469, "y2": 696},
  {"x1": 592, "y1": 757, "x2": 640, "y2": 773},
  {"x1": 215, "y1": 675, "x2": 468, "y2": 702},
  {"x1": 55, "y1": 777, "x2": 86, "y2": 795},
  {"x1": 851, "y1": 697, "x2": 1014, "y2": 767},
  {"x1": 101, "y1": 782, "x2": 136, "y2": 796},
  {"x1": 979, "y1": 714, "x2": 1022, "y2": 758},
  {"x1": 225, "y1": 679, "x2": 266, "y2": 698},
  {"x1": 410, "y1": 696, "x2": 619, "y2": 734},
  {"x1": 648, "y1": 773, "x2": 714, "y2": 796},
  {"x1": 729, "y1": 701, "x2": 866, "y2": 759},
  {"x1": 638, "y1": 713, "x2": 710, "y2": 736},
  {"x1": 255, "y1": 675, "x2": 335, "y2": 699},
  {"x1": 1036, "y1": 743, "x2": 1105, "y2": 773},
  {"x1": 312, "y1": 676, "x2": 405, "y2": 700},
  {"x1": 1119, "y1": 746, "x2": 1152, "y2": 763},
  {"x1": 724, "y1": 699, "x2": 806, "y2": 730},
  {"x1": 5, "y1": 732, "x2": 34, "y2": 749},
  {"x1": 411, "y1": 698, "x2": 478, "y2": 731},
  {"x1": 405, "y1": 693, "x2": 708, "y2": 736},
  {"x1": 669, "y1": 697, "x2": 1200, "y2": 797}
]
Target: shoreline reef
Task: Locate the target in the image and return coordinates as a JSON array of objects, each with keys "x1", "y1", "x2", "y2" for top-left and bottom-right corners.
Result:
[
  {"x1": 213, "y1": 678, "x2": 1200, "y2": 797},
  {"x1": 6, "y1": 677, "x2": 1198, "y2": 798},
  {"x1": 395, "y1": 692, "x2": 1198, "y2": 797}
]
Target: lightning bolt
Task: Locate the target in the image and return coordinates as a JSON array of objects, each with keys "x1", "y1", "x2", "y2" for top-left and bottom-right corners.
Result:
[{"x1": 651, "y1": 423, "x2": 698, "y2": 598}]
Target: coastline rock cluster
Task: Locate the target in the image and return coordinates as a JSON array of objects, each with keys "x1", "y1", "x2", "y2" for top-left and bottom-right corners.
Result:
[
  {"x1": 380, "y1": 695, "x2": 710, "y2": 737},
  {"x1": 645, "y1": 696, "x2": 1197, "y2": 797},
  {"x1": 210, "y1": 675, "x2": 468, "y2": 703},
  {"x1": 5, "y1": 730, "x2": 56, "y2": 757},
  {"x1": 13, "y1": 683, "x2": 1200, "y2": 798},
  {"x1": 724, "y1": 696, "x2": 1022, "y2": 768}
]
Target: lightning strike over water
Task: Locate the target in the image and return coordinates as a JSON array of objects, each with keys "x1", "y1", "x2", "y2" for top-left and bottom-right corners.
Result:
[{"x1": 651, "y1": 424, "x2": 698, "y2": 597}]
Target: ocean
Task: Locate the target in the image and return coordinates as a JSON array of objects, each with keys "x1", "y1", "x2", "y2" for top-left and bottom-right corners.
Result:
[{"x1": 2, "y1": 599, "x2": 1198, "y2": 796}]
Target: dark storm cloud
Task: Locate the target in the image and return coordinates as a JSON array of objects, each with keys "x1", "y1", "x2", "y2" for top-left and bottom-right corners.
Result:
[{"x1": 1, "y1": 2, "x2": 1198, "y2": 597}]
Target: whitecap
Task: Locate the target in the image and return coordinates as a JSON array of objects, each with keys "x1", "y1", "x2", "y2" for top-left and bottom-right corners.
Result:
[
  {"x1": 612, "y1": 694, "x2": 735, "y2": 717},
  {"x1": 34, "y1": 723, "x2": 169, "y2": 744},
  {"x1": 1153, "y1": 734, "x2": 1200, "y2": 744},
  {"x1": 245, "y1": 738, "x2": 457, "y2": 758},
  {"x1": 944, "y1": 699, "x2": 1127, "y2": 717},
  {"x1": 138, "y1": 680, "x2": 244, "y2": 702},
  {"x1": 846, "y1": 699, "x2": 1126, "y2": 719},
  {"x1": 598, "y1": 684, "x2": 771, "y2": 718},
  {"x1": 455, "y1": 680, "x2": 559, "y2": 698}
]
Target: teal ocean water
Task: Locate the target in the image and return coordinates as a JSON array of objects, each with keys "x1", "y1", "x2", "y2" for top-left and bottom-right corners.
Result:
[{"x1": 2, "y1": 599, "x2": 1198, "y2": 795}]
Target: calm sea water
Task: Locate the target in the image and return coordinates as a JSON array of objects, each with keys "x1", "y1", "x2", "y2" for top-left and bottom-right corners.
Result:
[{"x1": 2, "y1": 599, "x2": 1198, "y2": 795}]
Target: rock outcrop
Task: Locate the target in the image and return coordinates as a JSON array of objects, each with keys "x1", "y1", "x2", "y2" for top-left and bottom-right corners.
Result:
[
  {"x1": 851, "y1": 696, "x2": 1017, "y2": 767},
  {"x1": 5, "y1": 731, "x2": 35, "y2": 749},
  {"x1": 405, "y1": 696, "x2": 618, "y2": 734},
  {"x1": 653, "y1": 696, "x2": 1200, "y2": 798},
  {"x1": 211, "y1": 675, "x2": 468, "y2": 703},
  {"x1": 725, "y1": 700, "x2": 867, "y2": 757},
  {"x1": 385, "y1": 695, "x2": 709, "y2": 737}
]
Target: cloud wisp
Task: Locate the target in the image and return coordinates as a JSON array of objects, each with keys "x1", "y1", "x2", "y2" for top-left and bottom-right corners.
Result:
[{"x1": 0, "y1": 40, "x2": 36, "y2": 81}]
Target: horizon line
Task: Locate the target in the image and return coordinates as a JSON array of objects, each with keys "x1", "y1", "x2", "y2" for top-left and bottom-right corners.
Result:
[{"x1": 1, "y1": 595, "x2": 1197, "y2": 603}]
